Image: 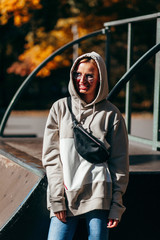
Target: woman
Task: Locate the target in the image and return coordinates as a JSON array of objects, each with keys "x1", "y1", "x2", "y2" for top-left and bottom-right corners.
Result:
[{"x1": 42, "y1": 52, "x2": 129, "y2": 240}]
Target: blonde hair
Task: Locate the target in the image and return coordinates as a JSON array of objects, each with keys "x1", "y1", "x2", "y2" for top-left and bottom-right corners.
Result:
[{"x1": 74, "y1": 57, "x2": 97, "y2": 71}]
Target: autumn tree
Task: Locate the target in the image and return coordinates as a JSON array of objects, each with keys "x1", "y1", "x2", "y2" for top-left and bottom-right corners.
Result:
[
  {"x1": 0, "y1": 0, "x2": 42, "y2": 26},
  {"x1": 0, "y1": 0, "x2": 132, "y2": 79},
  {"x1": 0, "y1": 0, "x2": 61, "y2": 109},
  {"x1": 0, "y1": 0, "x2": 160, "y2": 111},
  {"x1": 4, "y1": 0, "x2": 113, "y2": 78}
]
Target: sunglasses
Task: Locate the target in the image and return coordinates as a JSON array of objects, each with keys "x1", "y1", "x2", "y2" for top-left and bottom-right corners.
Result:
[{"x1": 72, "y1": 72, "x2": 94, "y2": 82}]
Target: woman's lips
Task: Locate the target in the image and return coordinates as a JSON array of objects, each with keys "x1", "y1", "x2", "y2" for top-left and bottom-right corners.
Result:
[{"x1": 79, "y1": 85, "x2": 88, "y2": 90}]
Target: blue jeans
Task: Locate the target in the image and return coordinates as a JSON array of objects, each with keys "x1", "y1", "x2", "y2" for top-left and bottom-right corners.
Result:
[{"x1": 47, "y1": 210, "x2": 109, "y2": 240}]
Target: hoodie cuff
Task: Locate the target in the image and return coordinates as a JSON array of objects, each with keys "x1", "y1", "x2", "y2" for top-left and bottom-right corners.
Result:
[
  {"x1": 50, "y1": 198, "x2": 67, "y2": 213},
  {"x1": 108, "y1": 203, "x2": 126, "y2": 222}
]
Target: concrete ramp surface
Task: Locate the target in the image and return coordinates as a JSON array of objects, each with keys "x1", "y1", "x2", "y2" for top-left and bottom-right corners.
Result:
[
  {"x1": 0, "y1": 138, "x2": 49, "y2": 240},
  {"x1": 0, "y1": 154, "x2": 40, "y2": 230}
]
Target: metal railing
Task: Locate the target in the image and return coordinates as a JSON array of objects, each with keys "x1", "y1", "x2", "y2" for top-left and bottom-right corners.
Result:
[
  {"x1": 0, "y1": 13, "x2": 160, "y2": 151},
  {"x1": 0, "y1": 29, "x2": 107, "y2": 136},
  {"x1": 105, "y1": 12, "x2": 160, "y2": 150}
]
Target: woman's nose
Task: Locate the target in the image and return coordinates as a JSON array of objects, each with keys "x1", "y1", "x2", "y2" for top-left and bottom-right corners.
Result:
[{"x1": 79, "y1": 74, "x2": 86, "y2": 83}]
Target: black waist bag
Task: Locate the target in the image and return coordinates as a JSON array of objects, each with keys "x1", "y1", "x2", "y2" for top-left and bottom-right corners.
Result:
[{"x1": 67, "y1": 97, "x2": 110, "y2": 164}]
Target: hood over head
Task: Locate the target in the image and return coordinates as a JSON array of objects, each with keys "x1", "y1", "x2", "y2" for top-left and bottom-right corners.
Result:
[{"x1": 68, "y1": 51, "x2": 109, "y2": 107}]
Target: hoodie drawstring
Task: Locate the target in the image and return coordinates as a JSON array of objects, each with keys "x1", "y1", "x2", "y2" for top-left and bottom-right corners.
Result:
[
  {"x1": 88, "y1": 104, "x2": 96, "y2": 132},
  {"x1": 77, "y1": 101, "x2": 96, "y2": 132}
]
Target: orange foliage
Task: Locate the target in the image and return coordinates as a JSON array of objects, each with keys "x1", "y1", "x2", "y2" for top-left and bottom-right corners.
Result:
[
  {"x1": 2, "y1": 0, "x2": 113, "y2": 78},
  {"x1": 7, "y1": 21, "x2": 73, "y2": 77},
  {"x1": 0, "y1": 0, "x2": 42, "y2": 26},
  {"x1": 7, "y1": 14, "x2": 110, "y2": 77}
]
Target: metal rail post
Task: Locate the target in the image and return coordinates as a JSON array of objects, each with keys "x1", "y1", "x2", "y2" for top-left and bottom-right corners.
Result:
[
  {"x1": 152, "y1": 17, "x2": 160, "y2": 150},
  {"x1": 105, "y1": 27, "x2": 111, "y2": 87},
  {"x1": 125, "y1": 23, "x2": 133, "y2": 134}
]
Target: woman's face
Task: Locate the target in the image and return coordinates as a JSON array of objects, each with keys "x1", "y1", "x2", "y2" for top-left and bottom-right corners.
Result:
[{"x1": 73, "y1": 61, "x2": 100, "y2": 103}]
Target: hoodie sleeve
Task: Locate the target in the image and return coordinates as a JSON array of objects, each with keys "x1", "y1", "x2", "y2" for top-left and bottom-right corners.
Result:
[
  {"x1": 42, "y1": 105, "x2": 66, "y2": 213},
  {"x1": 108, "y1": 113, "x2": 129, "y2": 221}
]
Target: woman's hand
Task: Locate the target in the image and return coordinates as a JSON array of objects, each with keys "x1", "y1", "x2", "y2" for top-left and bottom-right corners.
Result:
[
  {"x1": 54, "y1": 211, "x2": 67, "y2": 222},
  {"x1": 107, "y1": 219, "x2": 119, "y2": 228}
]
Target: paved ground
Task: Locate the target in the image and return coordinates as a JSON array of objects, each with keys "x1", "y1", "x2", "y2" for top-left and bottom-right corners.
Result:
[
  {"x1": 0, "y1": 137, "x2": 160, "y2": 174},
  {"x1": 4, "y1": 111, "x2": 49, "y2": 138},
  {"x1": 2, "y1": 110, "x2": 160, "y2": 173},
  {"x1": 3, "y1": 111, "x2": 153, "y2": 139}
]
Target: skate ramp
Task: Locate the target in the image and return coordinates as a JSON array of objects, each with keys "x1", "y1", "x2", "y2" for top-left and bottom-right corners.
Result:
[
  {"x1": 0, "y1": 138, "x2": 49, "y2": 240},
  {"x1": 0, "y1": 154, "x2": 40, "y2": 230}
]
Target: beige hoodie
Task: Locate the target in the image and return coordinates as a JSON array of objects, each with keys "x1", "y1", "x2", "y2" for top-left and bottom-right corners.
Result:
[{"x1": 42, "y1": 52, "x2": 129, "y2": 221}]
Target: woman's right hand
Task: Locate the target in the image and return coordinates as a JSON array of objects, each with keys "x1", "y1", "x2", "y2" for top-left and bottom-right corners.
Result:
[{"x1": 54, "y1": 211, "x2": 67, "y2": 222}]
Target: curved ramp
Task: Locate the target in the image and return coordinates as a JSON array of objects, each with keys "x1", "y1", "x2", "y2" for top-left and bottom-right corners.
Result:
[
  {"x1": 0, "y1": 154, "x2": 40, "y2": 230},
  {"x1": 0, "y1": 138, "x2": 49, "y2": 240}
]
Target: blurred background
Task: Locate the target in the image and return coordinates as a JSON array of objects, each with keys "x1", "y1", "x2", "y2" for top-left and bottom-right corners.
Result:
[{"x1": 0, "y1": 0, "x2": 160, "y2": 137}]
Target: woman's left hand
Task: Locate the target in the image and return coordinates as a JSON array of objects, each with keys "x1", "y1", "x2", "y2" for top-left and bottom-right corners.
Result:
[{"x1": 107, "y1": 219, "x2": 119, "y2": 228}]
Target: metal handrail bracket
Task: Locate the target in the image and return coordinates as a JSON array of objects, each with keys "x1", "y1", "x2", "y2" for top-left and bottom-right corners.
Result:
[{"x1": 104, "y1": 12, "x2": 160, "y2": 27}]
